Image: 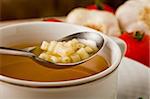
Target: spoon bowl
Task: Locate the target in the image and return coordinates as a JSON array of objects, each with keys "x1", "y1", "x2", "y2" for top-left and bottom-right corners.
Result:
[{"x1": 0, "y1": 32, "x2": 104, "y2": 69}]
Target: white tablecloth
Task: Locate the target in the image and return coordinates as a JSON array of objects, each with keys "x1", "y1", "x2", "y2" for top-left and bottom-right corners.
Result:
[{"x1": 118, "y1": 57, "x2": 150, "y2": 99}]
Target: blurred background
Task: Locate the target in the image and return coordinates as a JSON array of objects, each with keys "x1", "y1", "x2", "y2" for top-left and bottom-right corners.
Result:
[{"x1": 0, "y1": 0, "x2": 126, "y2": 21}]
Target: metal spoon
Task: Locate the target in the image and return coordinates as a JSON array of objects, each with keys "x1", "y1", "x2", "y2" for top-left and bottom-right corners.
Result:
[{"x1": 0, "y1": 32, "x2": 104, "y2": 69}]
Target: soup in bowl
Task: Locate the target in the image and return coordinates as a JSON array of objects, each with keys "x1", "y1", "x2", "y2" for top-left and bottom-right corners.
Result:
[{"x1": 0, "y1": 22, "x2": 126, "y2": 99}]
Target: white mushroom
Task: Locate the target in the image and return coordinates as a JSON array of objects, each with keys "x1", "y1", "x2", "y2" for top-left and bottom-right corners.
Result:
[
  {"x1": 116, "y1": 0, "x2": 150, "y2": 35},
  {"x1": 66, "y1": 8, "x2": 121, "y2": 36}
]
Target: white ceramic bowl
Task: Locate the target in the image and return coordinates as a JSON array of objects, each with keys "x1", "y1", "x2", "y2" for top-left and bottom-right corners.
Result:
[{"x1": 0, "y1": 22, "x2": 126, "y2": 99}]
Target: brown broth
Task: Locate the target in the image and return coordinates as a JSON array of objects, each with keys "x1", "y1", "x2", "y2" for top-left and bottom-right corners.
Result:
[{"x1": 0, "y1": 45, "x2": 109, "y2": 82}]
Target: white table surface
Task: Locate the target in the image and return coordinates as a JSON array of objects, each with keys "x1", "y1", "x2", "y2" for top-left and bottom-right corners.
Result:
[{"x1": 118, "y1": 57, "x2": 149, "y2": 99}]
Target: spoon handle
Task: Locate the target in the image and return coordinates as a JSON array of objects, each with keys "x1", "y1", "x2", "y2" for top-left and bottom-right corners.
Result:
[{"x1": 0, "y1": 47, "x2": 35, "y2": 58}]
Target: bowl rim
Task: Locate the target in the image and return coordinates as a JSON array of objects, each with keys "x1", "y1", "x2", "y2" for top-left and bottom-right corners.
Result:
[{"x1": 0, "y1": 22, "x2": 122, "y2": 88}]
